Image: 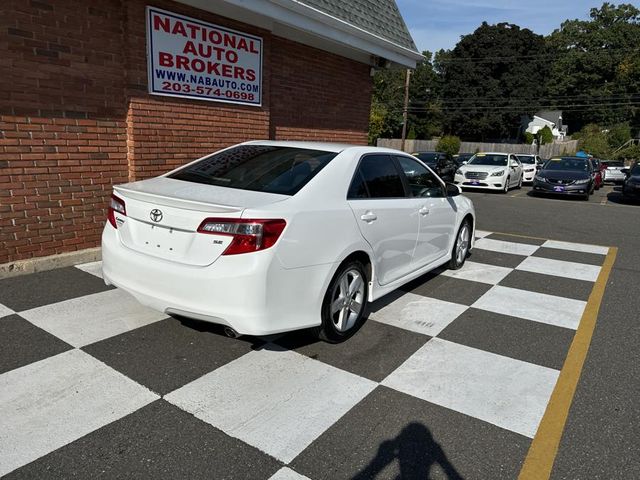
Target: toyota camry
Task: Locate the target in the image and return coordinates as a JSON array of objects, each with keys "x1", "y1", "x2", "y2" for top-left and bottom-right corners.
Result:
[{"x1": 102, "y1": 141, "x2": 475, "y2": 342}]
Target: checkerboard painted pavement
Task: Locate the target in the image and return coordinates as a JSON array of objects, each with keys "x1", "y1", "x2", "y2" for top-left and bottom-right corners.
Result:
[{"x1": 0, "y1": 232, "x2": 611, "y2": 479}]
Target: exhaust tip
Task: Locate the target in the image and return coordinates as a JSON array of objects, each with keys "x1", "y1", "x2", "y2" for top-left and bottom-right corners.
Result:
[{"x1": 224, "y1": 327, "x2": 240, "y2": 338}]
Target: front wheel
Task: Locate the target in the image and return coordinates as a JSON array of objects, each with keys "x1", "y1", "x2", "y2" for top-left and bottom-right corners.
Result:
[
  {"x1": 517, "y1": 175, "x2": 523, "y2": 189},
  {"x1": 316, "y1": 260, "x2": 368, "y2": 343},
  {"x1": 448, "y1": 220, "x2": 471, "y2": 270},
  {"x1": 503, "y1": 177, "x2": 510, "y2": 194}
]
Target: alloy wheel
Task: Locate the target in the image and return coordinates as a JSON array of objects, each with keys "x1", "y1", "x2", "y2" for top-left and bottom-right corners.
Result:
[
  {"x1": 329, "y1": 268, "x2": 365, "y2": 332},
  {"x1": 455, "y1": 223, "x2": 470, "y2": 265}
]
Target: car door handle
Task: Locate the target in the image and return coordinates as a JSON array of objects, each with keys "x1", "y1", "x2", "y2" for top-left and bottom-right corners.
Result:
[
  {"x1": 360, "y1": 212, "x2": 377, "y2": 223},
  {"x1": 419, "y1": 206, "x2": 430, "y2": 216}
]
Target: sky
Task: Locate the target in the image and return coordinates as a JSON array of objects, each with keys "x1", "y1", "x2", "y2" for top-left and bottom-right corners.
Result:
[{"x1": 396, "y1": 0, "x2": 602, "y2": 55}]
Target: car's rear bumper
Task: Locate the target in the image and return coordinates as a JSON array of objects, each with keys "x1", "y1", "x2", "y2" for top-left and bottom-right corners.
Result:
[
  {"x1": 604, "y1": 172, "x2": 625, "y2": 182},
  {"x1": 101, "y1": 225, "x2": 330, "y2": 336}
]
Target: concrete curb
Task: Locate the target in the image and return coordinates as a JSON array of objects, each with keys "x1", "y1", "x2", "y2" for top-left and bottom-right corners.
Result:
[{"x1": 0, "y1": 248, "x2": 102, "y2": 280}]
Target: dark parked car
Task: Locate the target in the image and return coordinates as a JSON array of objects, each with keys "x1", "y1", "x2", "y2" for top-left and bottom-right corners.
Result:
[
  {"x1": 622, "y1": 162, "x2": 640, "y2": 201},
  {"x1": 533, "y1": 157, "x2": 595, "y2": 201},
  {"x1": 411, "y1": 151, "x2": 457, "y2": 182}
]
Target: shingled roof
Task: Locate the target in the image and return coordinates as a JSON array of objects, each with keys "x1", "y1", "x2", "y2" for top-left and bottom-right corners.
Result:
[{"x1": 297, "y1": 0, "x2": 417, "y2": 52}]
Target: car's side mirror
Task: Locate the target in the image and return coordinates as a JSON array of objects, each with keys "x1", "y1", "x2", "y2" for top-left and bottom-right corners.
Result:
[{"x1": 446, "y1": 183, "x2": 461, "y2": 196}]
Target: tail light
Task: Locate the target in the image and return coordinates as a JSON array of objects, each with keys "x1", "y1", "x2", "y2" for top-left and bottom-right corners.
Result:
[
  {"x1": 197, "y1": 218, "x2": 286, "y2": 255},
  {"x1": 107, "y1": 194, "x2": 126, "y2": 228}
]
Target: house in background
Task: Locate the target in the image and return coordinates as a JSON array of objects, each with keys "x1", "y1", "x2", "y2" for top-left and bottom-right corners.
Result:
[{"x1": 523, "y1": 111, "x2": 568, "y2": 141}]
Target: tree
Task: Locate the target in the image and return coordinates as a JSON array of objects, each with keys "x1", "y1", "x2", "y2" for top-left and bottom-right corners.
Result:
[
  {"x1": 368, "y1": 51, "x2": 443, "y2": 144},
  {"x1": 538, "y1": 126, "x2": 554, "y2": 145},
  {"x1": 437, "y1": 136, "x2": 461, "y2": 156},
  {"x1": 436, "y1": 22, "x2": 549, "y2": 141},
  {"x1": 545, "y1": 3, "x2": 640, "y2": 133},
  {"x1": 573, "y1": 124, "x2": 611, "y2": 157},
  {"x1": 613, "y1": 144, "x2": 640, "y2": 161},
  {"x1": 524, "y1": 132, "x2": 535, "y2": 144},
  {"x1": 607, "y1": 123, "x2": 632, "y2": 150}
]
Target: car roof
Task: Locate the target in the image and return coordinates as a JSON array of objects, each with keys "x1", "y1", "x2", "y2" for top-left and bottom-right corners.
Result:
[{"x1": 239, "y1": 140, "x2": 409, "y2": 156}]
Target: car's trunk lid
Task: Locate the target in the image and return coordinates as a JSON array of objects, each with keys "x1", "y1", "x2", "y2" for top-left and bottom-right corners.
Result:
[{"x1": 113, "y1": 177, "x2": 288, "y2": 266}]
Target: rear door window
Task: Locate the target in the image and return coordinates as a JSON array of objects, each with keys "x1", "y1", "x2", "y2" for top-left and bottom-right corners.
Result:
[
  {"x1": 348, "y1": 155, "x2": 406, "y2": 199},
  {"x1": 169, "y1": 145, "x2": 337, "y2": 196}
]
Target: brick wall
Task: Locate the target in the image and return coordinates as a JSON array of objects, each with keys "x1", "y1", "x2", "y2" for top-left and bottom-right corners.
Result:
[
  {"x1": 1, "y1": 0, "x2": 372, "y2": 264},
  {"x1": 270, "y1": 36, "x2": 371, "y2": 144}
]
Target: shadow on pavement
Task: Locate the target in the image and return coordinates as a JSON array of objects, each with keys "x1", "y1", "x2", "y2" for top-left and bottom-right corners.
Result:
[
  {"x1": 351, "y1": 422, "x2": 464, "y2": 480},
  {"x1": 607, "y1": 186, "x2": 640, "y2": 206}
]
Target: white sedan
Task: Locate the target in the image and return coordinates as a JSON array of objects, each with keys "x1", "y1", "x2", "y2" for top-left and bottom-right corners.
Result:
[
  {"x1": 454, "y1": 152, "x2": 523, "y2": 192},
  {"x1": 102, "y1": 141, "x2": 476, "y2": 342}
]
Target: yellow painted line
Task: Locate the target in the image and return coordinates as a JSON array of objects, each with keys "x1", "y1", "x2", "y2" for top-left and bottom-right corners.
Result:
[
  {"x1": 510, "y1": 191, "x2": 525, "y2": 197},
  {"x1": 518, "y1": 246, "x2": 618, "y2": 480}
]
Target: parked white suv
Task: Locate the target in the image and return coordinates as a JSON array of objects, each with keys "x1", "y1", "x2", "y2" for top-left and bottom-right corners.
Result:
[{"x1": 454, "y1": 152, "x2": 523, "y2": 193}]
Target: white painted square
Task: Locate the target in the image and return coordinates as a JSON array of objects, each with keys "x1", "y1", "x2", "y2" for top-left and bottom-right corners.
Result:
[
  {"x1": 516, "y1": 256, "x2": 601, "y2": 282},
  {"x1": 165, "y1": 347, "x2": 376, "y2": 463},
  {"x1": 0, "y1": 349, "x2": 158, "y2": 476},
  {"x1": 542, "y1": 240, "x2": 609, "y2": 256},
  {"x1": 75, "y1": 261, "x2": 103, "y2": 278},
  {"x1": 0, "y1": 303, "x2": 14, "y2": 319},
  {"x1": 474, "y1": 229, "x2": 492, "y2": 238},
  {"x1": 20, "y1": 289, "x2": 167, "y2": 347},
  {"x1": 269, "y1": 467, "x2": 312, "y2": 480},
  {"x1": 474, "y1": 238, "x2": 539, "y2": 256},
  {"x1": 382, "y1": 338, "x2": 559, "y2": 438},
  {"x1": 472, "y1": 285, "x2": 586, "y2": 330},
  {"x1": 441, "y1": 261, "x2": 512, "y2": 285},
  {"x1": 370, "y1": 291, "x2": 468, "y2": 337}
]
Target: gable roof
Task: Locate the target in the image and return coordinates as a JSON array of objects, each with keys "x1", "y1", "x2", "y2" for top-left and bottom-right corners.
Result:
[
  {"x1": 296, "y1": 0, "x2": 417, "y2": 52},
  {"x1": 537, "y1": 111, "x2": 562, "y2": 125}
]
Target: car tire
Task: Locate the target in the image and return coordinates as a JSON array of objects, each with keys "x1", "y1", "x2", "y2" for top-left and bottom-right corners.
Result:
[
  {"x1": 448, "y1": 219, "x2": 471, "y2": 270},
  {"x1": 517, "y1": 175, "x2": 523, "y2": 189},
  {"x1": 316, "y1": 260, "x2": 368, "y2": 343},
  {"x1": 503, "y1": 177, "x2": 510, "y2": 194}
]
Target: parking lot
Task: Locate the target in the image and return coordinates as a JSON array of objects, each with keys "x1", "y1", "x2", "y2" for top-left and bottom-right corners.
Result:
[{"x1": 1, "y1": 184, "x2": 639, "y2": 480}]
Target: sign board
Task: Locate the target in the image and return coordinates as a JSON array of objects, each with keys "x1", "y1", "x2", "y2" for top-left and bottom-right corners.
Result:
[{"x1": 146, "y1": 7, "x2": 262, "y2": 106}]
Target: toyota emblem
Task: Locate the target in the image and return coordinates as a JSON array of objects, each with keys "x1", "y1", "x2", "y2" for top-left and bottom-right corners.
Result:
[{"x1": 150, "y1": 209, "x2": 163, "y2": 222}]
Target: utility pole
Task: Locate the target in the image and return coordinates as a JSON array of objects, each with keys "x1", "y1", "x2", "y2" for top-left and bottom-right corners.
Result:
[{"x1": 400, "y1": 68, "x2": 411, "y2": 152}]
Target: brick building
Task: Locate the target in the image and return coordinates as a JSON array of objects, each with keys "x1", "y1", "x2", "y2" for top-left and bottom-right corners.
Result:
[{"x1": 0, "y1": 0, "x2": 420, "y2": 270}]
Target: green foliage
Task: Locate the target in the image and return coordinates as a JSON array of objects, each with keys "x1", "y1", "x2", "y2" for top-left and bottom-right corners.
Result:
[
  {"x1": 369, "y1": 51, "x2": 442, "y2": 142},
  {"x1": 436, "y1": 135, "x2": 461, "y2": 156},
  {"x1": 368, "y1": 101, "x2": 387, "y2": 145},
  {"x1": 436, "y1": 22, "x2": 549, "y2": 141},
  {"x1": 407, "y1": 127, "x2": 417, "y2": 140},
  {"x1": 538, "y1": 126, "x2": 554, "y2": 145},
  {"x1": 545, "y1": 3, "x2": 640, "y2": 132},
  {"x1": 573, "y1": 124, "x2": 612, "y2": 157},
  {"x1": 613, "y1": 144, "x2": 640, "y2": 160},
  {"x1": 607, "y1": 123, "x2": 632, "y2": 149},
  {"x1": 524, "y1": 132, "x2": 535, "y2": 144}
]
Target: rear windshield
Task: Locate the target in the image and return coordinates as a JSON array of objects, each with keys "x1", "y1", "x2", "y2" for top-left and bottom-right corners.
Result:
[
  {"x1": 517, "y1": 155, "x2": 535, "y2": 164},
  {"x1": 544, "y1": 158, "x2": 589, "y2": 171},
  {"x1": 607, "y1": 161, "x2": 624, "y2": 168},
  {"x1": 169, "y1": 145, "x2": 337, "y2": 195},
  {"x1": 467, "y1": 154, "x2": 508, "y2": 166}
]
